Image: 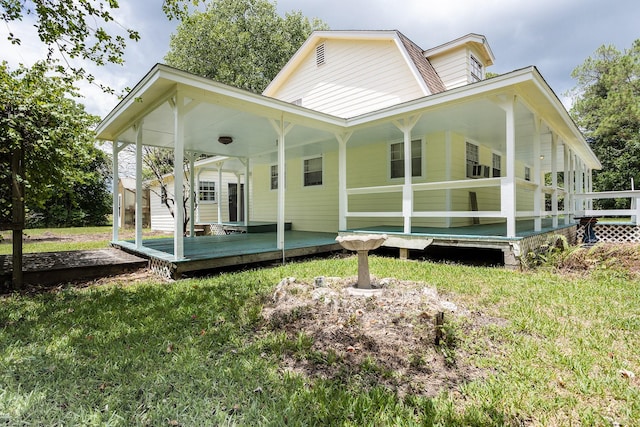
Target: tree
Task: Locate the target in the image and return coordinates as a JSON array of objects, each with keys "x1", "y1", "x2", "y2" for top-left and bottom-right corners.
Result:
[
  {"x1": 569, "y1": 40, "x2": 640, "y2": 208},
  {"x1": 0, "y1": 61, "x2": 110, "y2": 288},
  {"x1": 142, "y1": 146, "x2": 194, "y2": 236},
  {"x1": 1, "y1": 0, "x2": 205, "y2": 91},
  {"x1": 165, "y1": 0, "x2": 328, "y2": 93}
]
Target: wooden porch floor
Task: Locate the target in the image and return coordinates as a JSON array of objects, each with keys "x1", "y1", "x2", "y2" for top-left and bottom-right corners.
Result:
[
  {"x1": 112, "y1": 230, "x2": 343, "y2": 278},
  {"x1": 348, "y1": 219, "x2": 571, "y2": 241}
]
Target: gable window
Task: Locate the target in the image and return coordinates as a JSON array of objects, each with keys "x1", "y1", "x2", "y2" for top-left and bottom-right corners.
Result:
[
  {"x1": 390, "y1": 139, "x2": 422, "y2": 179},
  {"x1": 492, "y1": 153, "x2": 501, "y2": 177},
  {"x1": 304, "y1": 156, "x2": 323, "y2": 186},
  {"x1": 270, "y1": 165, "x2": 278, "y2": 190},
  {"x1": 466, "y1": 142, "x2": 479, "y2": 178},
  {"x1": 316, "y1": 43, "x2": 326, "y2": 67},
  {"x1": 470, "y1": 55, "x2": 483, "y2": 82},
  {"x1": 198, "y1": 181, "x2": 215, "y2": 202}
]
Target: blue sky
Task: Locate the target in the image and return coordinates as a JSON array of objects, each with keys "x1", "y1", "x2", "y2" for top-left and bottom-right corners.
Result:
[{"x1": 1, "y1": 0, "x2": 637, "y2": 117}]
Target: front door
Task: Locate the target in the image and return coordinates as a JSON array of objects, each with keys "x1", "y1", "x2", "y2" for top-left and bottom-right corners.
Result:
[{"x1": 228, "y1": 183, "x2": 244, "y2": 222}]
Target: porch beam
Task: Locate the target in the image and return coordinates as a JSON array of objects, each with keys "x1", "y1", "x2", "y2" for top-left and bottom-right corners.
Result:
[{"x1": 336, "y1": 132, "x2": 353, "y2": 231}]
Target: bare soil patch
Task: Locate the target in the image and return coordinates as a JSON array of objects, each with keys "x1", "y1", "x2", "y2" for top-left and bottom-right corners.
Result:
[{"x1": 260, "y1": 276, "x2": 504, "y2": 397}]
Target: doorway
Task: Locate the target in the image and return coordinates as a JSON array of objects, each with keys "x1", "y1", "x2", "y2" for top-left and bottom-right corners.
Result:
[{"x1": 228, "y1": 183, "x2": 244, "y2": 222}]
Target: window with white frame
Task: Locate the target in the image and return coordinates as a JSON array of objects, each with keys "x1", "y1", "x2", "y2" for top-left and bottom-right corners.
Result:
[
  {"x1": 390, "y1": 139, "x2": 422, "y2": 179},
  {"x1": 492, "y1": 153, "x2": 501, "y2": 177},
  {"x1": 198, "y1": 181, "x2": 215, "y2": 202},
  {"x1": 466, "y1": 142, "x2": 479, "y2": 177},
  {"x1": 470, "y1": 55, "x2": 483, "y2": 82},
  {"x1": 303, "y1": 156, "x2": 323, "y2": 186},
  {"x1": 270, "y1": 165, "x2": 278, "y2": 190}
]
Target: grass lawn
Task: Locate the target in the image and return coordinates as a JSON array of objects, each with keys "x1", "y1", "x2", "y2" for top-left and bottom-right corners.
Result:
[
  {"x1": 1, "y1": 249, "x2": 639, "y2": 425},
  {"x1": 0, "y1": 226, "x2": 169, "y2": 255}
]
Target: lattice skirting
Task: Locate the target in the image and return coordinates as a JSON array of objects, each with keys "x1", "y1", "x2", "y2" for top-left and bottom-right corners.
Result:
[
  {"x1": 517, "y1": 226, "x2": 577, "y2": 261},
  {"x1": 149, "y1": 257, "x2": 175, "y2": 280},
  {"x1": 577, "y1": 224, "x2": 640, "y2": 243}
]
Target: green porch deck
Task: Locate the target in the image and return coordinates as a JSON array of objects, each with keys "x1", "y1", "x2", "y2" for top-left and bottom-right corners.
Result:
[
  {"x1": 112, "y1": 230, "x2": 343, "y2": 278},
  {"x1": 347, "y1": 219, "x2": 572, "y2": 241}
]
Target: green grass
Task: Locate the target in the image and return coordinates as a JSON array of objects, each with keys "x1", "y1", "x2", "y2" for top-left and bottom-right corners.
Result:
[
  {"x1": 1, "y1": 255, "x2": 639, "y2": 425},
  {"x1": 0, "y1": 227, "x2": 167, "y2": 254}
]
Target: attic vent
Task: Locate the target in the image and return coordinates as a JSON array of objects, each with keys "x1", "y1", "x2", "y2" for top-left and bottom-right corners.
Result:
[{"x1": 316, "y1": 43, "x2": 326, "y2": 66}]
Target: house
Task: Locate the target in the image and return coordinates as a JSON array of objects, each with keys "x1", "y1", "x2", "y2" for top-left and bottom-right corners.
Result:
[
  {"x1": 98, "y1": 30, "x2": 608, "y2": 273},
  {"x1": 117, "y1": 177, "x2": 150, "y2": 228},
  {"x1": 148, "y1": 156, "x2": 248, "y2": 233}
]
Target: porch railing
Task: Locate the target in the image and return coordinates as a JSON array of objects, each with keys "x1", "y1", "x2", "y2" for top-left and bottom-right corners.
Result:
[{"x1": 574, "y1": 190, "x2": 640, "y2": 225}]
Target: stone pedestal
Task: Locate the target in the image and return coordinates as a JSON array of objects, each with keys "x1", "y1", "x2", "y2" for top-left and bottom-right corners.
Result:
[{"x1": 336, "y1": 234, "x2": 388, "y2": 289}]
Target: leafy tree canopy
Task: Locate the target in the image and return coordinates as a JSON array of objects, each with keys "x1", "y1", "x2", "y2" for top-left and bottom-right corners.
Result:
[
  {"x1": 1, "y1": 0, "x2": 203, "y2": 90},
  {"x1": 569, "y1": 40, "x2": 640, "y2": 203},
  {"x1": 164, "y1": 0, "x2": 328, "y2": 93},
  {"x1": 0, "y1": 61, "x2": 110, "y2": 226}
]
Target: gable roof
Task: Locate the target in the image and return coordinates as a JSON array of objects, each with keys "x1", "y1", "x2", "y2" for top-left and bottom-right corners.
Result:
[
  {"x1": 263, "y1": 30, "x2": 446, "y2": 98},
  {"x1": 396, "y1": 32, "x2": 446, "y2": 94},
  {"x1": 424, "y1": 33, "x2": 495, "y2": 66}
]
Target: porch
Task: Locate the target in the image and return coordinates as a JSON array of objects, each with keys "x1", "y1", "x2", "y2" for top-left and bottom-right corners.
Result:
[
  {"x1": 341, "y1": 218, "x2": 578, "y2": 268},
  {"x1": 112, "y1": 230, "x2": 343, "y2": 279}
]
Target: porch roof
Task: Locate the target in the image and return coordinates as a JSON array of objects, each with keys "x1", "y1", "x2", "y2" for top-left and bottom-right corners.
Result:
[{"x1": 96, "y1": 64, "x2": 601, "y2": 171}]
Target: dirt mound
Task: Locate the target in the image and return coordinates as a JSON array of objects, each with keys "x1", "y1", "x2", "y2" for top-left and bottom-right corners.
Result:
[
  {"x1": 261, "y1": 277, "x2": 504, "y2": 397},
  {"x1": 557, "y1": 243, "x2": 640, "y2": 275}
]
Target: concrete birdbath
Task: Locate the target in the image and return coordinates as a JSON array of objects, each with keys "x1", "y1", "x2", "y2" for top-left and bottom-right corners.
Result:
[{"x1": 336, "y1": 234, "x2": 388, "y2": 289}]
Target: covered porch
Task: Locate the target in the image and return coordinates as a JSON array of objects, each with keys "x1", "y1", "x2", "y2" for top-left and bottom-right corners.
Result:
[{"x1": 96, "y1": 64, "x2": 601, "y2": 272}]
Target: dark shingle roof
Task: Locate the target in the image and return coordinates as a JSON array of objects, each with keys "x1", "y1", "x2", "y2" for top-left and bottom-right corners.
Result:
[{"x1": 396, "y1": 31, "x2": 446, "y2": 94}]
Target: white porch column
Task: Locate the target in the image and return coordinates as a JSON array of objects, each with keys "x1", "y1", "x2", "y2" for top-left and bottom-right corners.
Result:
[
  {"x1": 563, "y1": 144, "x2": 570, "y2": 225},
  {"x1": 135, "y1": 123, "x2": 143, "y2": 248},
  {"x1": 236, "y1": 172, "x2": 242, "y2": 222},
  {"x1": 392, "y1": 115, "x2": 421, "y2": 234},
  {"x1": 500, "y1": 96, "x2": 517, "y2": 238},
  {"x1": 269, "y1": 118, "x2": 294, "y2": 251},
  {"x1": 244, "y1": 158, "x2": 250, "y2": 227},
  {"x1": 576, "y1": 158, "x2": 584, "y2": 214},
  {"x1": 111, "y1": 139, "x2": 128, "y2": 242},
  {"x1": 445, "y1": 131, "x2": 452, "y2": 228},
  {"x1": 172, "y1": 94, "x2": 185, "y2": 260},
  {"x1": 112, "y1": 140, "x2": 120, "y2": 242},
  {"x1": 336, "y1": 132, "x2": 352, "y2": 231},
  {"x1": 188, "y1": 152, "x2": 196, "y2": 237},
  {"x1": 569, "y1": 150, "x2": 575, "y2": 221},
  {"x1": 533, "y1": 118, "x2": 542, "y2": 231},
  {"x1": 551, "y1": 133, "x2": 558, "y2": 228},
  {"x1": 216, "y1": 161, "x2": 224, "y2": 224}
]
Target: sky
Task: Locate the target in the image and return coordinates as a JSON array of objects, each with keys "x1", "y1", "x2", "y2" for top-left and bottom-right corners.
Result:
[{"x1": 1, "y1": 0, "x2": 638, "y2": 118}]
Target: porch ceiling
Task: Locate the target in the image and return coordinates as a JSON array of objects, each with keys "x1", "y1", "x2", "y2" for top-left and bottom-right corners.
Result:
[{"x1": 97, "y1": 64, "x2": 600, "y2": 173}]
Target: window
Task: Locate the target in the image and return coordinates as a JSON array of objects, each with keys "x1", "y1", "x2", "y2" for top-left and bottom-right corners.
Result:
[
  {"x1": 198, "y1": 181, "x2": 215, "y2": 202},
  {"x1": 525, "y1": 166, "x2": 531, "y2": 182},
  {"x1": 470, "y1": 55, "x2": 483, "y2": 82},
  {"x1": 316, "y1": 43, "x2": 326, "y2": 67},
  {"x1": 390, "y1": 139, "x2": 422, "y2": 179},
  {"x1": 492, "y1": 153, "x2": 501, "y2": 177},
  {"x1": 466, "y1": 142, "x2": 479, "y2": 178},
  {"x1": 270, "y1": 165, "x2": 278, "y2": 190},
  {"x1": 304, "y1": 156, "x2": 323, "y2": 186}
]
